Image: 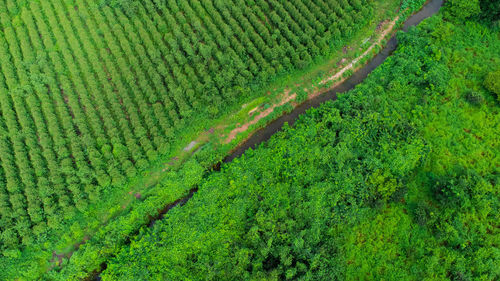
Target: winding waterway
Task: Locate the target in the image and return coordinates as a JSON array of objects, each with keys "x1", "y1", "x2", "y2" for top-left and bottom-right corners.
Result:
[
  {"x1": 92, "y1": 1, "x2": 443, "y2": 279},
  {"x1": 225, "y1": 0, "x2": 444, "y2": 162}
]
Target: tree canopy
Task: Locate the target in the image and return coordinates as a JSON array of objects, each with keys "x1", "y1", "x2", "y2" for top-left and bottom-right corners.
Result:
[{"x1": 101, "y1": 13, "x2": 500, "y2": 281}]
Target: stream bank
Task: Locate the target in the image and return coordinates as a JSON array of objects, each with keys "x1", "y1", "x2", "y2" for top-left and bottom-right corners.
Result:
[
  {"x1": 90, "y1": 1, "x2": 444, "y2": 279},
  {"x1": 225, "y1": 0, "x2": 444, "y2": 162}
]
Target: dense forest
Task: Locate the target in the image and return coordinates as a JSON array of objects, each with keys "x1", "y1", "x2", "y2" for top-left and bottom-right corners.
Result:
[
  {"x1": 0, "y1": 0, "x2": 498, "y2": 279},
  {"x1": 101, "y1": 4, "x2": 499, "y2": 281}
]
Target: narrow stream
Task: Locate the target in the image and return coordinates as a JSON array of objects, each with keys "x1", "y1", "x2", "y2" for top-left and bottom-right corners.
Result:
[
  {"x1": 92, "y1": 1, "x2": 443, "y2": 279},
  {"x1": 224, "y1": 0, "x2": 444, "y2": 162}
]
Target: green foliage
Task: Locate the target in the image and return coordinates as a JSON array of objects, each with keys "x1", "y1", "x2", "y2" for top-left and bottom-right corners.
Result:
[
  {"x1": 0, "y1": 0, "x2": 380, "y2": 274},
  {"x1": 479, "y1": 0, "x2": 500, "y2": 23},
  {"x1": 369, "y1": 169, "x2": 399, "y2": 200},
  {"x1": 1, "y1": 0, "x2": 499, "y2": 280},
  {"x1": 465, "y1": 90, "x2": 485, "y2": 105},
  {"x1": 445, "y1": 0, "x2": 481, "y2": 21},
  {"x1": 101, "y1": 15, "x2": 500, "y2": 281},
  {"x1": 401, "y1": 0, "x2": 427, "y2": 12},
  {"x1": 484, "y1": 69, "x2": 500, "y2": 101}
]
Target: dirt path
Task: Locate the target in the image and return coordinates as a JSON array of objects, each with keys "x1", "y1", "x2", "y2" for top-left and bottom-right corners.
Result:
[
  {"x1": 225, "y1": 91, "x2": 296, "y2": 143},
  {"x1": 223, "y1": 16, "x2": 400, "y2": 144},
  {"x1": 319, "y1": 17, "x2": 399, "y2": 85},
  {"x1": 46, "y1": 0, "x2": 446, "y2": 272}
]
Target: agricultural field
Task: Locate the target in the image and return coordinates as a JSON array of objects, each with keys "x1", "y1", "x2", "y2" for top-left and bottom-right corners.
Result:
[
  {"x1": 0, "y1": 0, "x2": 372, "y2": 247},
  {"x1": 1, "y1": 0, "x2": 497, "y2": 279},
  {"x1": 0, "y1": 0, "x2": 408, "y2": 278},
  {"x1": 102, "y1": 8, "x2": 500, "y2": 280}
]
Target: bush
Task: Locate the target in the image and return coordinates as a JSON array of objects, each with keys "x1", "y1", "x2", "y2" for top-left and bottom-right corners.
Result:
[
  {"x1": 445, "y1": 0, "x2": 481, "y2": 21},
  {"x1": 465, "y1": 90, "x2": 484, "y2": 105},
  {"x1": 484, "y1": 69, "x2": 500, "y2": 101}
]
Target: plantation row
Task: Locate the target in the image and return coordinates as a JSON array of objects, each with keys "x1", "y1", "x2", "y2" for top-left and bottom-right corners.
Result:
[{"x1": 0, "y1": 0, "x2": 374, "y2": 251}]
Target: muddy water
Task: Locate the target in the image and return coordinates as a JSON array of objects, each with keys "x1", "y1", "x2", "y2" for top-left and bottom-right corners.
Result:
[{"x1": 224, "y1": 0, "x2": 444, "y2": 162}]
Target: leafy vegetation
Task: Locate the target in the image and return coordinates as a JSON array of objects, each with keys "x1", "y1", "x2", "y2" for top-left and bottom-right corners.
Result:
[
  {"x1": 484, "y1": 69, "x2": 500, "y2": 101},
  {"x1": 102, "y1": 13, "x2": 500, "y2": 281},
  {"x1": 0, "y1": 0, "x2": 381, "y2": 269},
  {"x1": 1, "y1": 0, "x2": 497, "y2": 280},
  {"x1": 444, "y1": 0, "x2": 481, "y2": 20},
  {"x1": 445, "y1": 0, "x2": 500, "y2": 23}
]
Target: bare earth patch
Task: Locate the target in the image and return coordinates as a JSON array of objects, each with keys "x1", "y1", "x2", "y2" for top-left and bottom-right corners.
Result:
[
  {"x1": 224, "y1": 16, "x2": 400, "y2": 143},
  {"x1": 320, "y1": 16, "x2": 399, "y2": 86},
  {"x1": 225, "y1": 91, "x2": 297, "y2": 143}
]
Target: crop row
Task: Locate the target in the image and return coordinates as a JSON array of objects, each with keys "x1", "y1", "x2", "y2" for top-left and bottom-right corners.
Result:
[{"x1": 0, "y1": 0, "x2": 373, "y2": 251}]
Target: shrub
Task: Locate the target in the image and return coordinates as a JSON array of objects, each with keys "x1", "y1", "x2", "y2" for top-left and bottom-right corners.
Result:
[
  {"x1": 484, "y1": 69, "x2": 500, "y2": 101},
  {"x1": 465, "y1": 90, "x2": 484, "y2": 105},
  {"x1": 445, "y1": 0, "x2": 481, "y2": 21}
]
